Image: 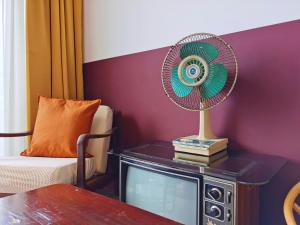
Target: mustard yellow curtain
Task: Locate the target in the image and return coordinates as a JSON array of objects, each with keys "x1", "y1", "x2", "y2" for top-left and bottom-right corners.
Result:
[{"x1": 26, "y1": 0, "x2": 84, "y2": 130}]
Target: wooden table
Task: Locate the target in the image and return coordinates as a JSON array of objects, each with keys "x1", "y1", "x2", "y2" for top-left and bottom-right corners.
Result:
[
  {"x1": 0, "y1": 184, "x2": 181, "y2": 225},
  {"x1": 0, "y1": 193, "x2": 12, "y2": 198}
]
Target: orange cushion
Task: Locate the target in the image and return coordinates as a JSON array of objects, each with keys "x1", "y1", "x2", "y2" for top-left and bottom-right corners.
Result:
[{"x1": 21, "y1": 96, "x2": 101, "y2": 158}]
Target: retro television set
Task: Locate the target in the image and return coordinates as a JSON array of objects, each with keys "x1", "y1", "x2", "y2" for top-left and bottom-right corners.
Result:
[
  {"x1": 119, "y1": 158, "x2": 202, "y2": 225},
  {"x1": 119, "y1": 143, "x2": 287, "y2": 225}
]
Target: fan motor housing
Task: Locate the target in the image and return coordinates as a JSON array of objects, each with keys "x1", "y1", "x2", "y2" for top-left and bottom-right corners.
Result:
[{"x1": 178, "y1": 55, "x2": 209, "y2": 87}]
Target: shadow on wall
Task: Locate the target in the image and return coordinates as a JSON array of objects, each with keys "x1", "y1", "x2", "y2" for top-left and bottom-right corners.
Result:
[
  {"x1": 116, "y1": 112, "x2": 142, "y2": 149},
  {"x1": 115, "y1": 111, "x2": 170, "y2": 149}
]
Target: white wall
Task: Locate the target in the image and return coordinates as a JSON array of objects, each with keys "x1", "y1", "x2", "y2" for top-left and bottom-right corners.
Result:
[{"x1": 84, "y1": 0, "x2": 300, "y2": 63}]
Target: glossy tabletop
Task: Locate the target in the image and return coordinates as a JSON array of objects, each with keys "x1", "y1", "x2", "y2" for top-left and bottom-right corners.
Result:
[
  {"x1": 0, "y1": 184, "x2": 181, "y2": 225},
  {"x1": 121, "y1": 141, "x2": 287, "y2": 185}
]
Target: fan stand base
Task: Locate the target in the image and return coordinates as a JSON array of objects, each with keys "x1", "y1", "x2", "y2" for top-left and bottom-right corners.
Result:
[{"x1": 172, "y1": 110, "x2": 228, "y2": 156}]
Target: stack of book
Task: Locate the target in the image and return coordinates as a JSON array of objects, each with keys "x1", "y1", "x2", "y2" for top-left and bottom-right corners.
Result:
[
  {"x1": 172, "y1": 136, "x2": 228, "y2": 156},
  {"x1": 172, "y1": 136, "x2": 228, "y2": 166}
]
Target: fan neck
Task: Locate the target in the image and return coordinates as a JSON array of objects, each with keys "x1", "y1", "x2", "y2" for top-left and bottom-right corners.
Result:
[{"x1": 199, "y1": 110, "x2": 217, "y2": 139}]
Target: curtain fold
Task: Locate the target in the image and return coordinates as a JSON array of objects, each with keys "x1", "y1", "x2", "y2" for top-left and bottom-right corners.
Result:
[
  {"x1": 26, "y1": 0, "x2": 84, "y2": 130},
  {"x1": 0, "y1": 0, "x2": 27, "y2": 156}
]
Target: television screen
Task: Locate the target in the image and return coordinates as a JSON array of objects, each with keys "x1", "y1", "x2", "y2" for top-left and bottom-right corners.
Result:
[{"x1": 125, "y1": 166, "x2": 199, "y2": 225}]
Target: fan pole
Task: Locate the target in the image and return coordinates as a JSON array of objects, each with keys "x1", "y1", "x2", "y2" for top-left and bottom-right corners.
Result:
[{"x1": 198, "y1": 110, "x2": 217, "y2": 139}]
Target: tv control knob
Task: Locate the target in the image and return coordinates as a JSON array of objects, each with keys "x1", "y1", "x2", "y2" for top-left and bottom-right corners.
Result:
[
  {"x1": 210, "y1": 205, "x2": 222, "y2": 218},
  {"x1": 208, "y1": 187, "x2": 222, "y2": 201}
]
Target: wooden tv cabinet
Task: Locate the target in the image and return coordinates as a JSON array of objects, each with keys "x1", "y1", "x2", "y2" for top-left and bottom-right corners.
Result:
[{"x1": 120, "y1": 141, "x2": 287, "y2": 225}]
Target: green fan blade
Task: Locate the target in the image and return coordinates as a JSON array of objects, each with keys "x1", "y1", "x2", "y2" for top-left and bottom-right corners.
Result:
[
  {"x1": 180, "y1": 42, "x2": 219, "y2": 62},
  {"x1": 201, "y1": 64, "x2": 228, "y2": 99},
  {"x1": 171, "y1": 67, "x2": 193, "y2": 97}
]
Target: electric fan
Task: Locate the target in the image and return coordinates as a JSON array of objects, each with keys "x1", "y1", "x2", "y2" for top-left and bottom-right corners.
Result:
[{"x1": 161, "y1": 33, "x2": 238, "y2": 155}]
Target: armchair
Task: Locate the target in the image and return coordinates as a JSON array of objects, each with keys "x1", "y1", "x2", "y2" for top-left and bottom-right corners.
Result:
[{"x1": 0, "y1": 105, "x2": 115, "y2": 193}]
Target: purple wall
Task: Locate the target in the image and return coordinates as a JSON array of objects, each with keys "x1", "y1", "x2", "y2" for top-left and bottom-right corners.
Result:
[
  {"x1": 84, "y1": 20, "x2": 300, "y2": 224},
  {"x1": 84, "y1": 19, "x2": 300, "y2": 163}
]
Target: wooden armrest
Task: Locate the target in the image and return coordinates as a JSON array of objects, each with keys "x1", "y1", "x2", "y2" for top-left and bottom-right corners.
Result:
[
  {"x1": 77, "y1": 127, "x2": 117, "y2": 146},
  {"x1": 76, "y1": 127, "x2": 117, "y2": 188},
  {"x1": 0, "y1": 131, "x2": 33, "y2": 137}
]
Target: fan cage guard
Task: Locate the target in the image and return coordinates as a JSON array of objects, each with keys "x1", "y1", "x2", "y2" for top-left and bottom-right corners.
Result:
[{"x1": 161, "y1": 33, "x2": 238, "y2": 111}]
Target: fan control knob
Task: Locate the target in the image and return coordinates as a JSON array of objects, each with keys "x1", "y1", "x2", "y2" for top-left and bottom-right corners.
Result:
[
  {"x1": 210, "y1": 205, "x2": 222, "y2": 218},
  {"x1": 208, "y1": 187, "x2": 223, "y2": 201}
]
